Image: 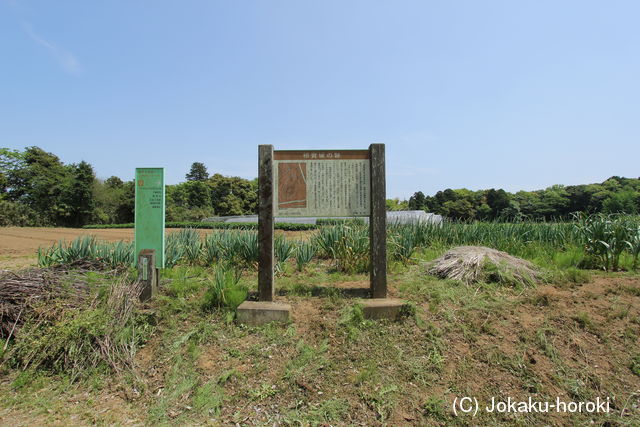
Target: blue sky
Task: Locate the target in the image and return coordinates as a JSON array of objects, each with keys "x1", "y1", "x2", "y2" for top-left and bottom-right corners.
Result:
[{"x1": 1, "y1": 1, "x2": 638, "y2": 199}]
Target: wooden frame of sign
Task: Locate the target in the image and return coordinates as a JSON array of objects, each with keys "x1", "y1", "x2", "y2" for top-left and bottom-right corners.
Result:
[{"x1": 257, "y1": 144, "x2": 386, "y2": 300}]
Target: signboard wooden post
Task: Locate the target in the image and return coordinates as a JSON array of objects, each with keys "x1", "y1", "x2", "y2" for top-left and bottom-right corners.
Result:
[
  {"x1": 258, "y1": 146, "x2": 275, "y2": 302},
  {"x1": 369, "y1": 144, "x2": 387, "y2": 298}
]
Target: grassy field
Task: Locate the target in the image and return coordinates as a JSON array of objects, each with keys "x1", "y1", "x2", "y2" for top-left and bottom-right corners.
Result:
[{"x1": 1, "y1": 219, "x2": 639, "y2": 425}]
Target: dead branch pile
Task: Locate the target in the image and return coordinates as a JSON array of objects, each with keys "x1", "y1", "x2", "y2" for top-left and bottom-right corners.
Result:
[
  {"x1": 427, "y1": 246, "x2": 541, "y2": 286},
  {"x1": 1, "y1": 265, "x2": 145, "y2": 378},
  {"x1": 0, "y1": 269, "x2": 89, "y2": 340},
  {"x1": 0, "y1": 261, "x2": 126, "y2": 340}
]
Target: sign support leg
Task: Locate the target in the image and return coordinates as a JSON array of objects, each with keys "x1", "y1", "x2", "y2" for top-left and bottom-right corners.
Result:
[
  {"x1": 258, "y1": 144, "x2": 275, "y2": 301},
  {"x1": 369, "y1": 143, "x2": 387, "y2": 298}
]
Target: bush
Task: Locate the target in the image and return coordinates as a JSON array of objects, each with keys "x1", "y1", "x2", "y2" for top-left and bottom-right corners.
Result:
[{"x1": 0, "y1": 200, "x2": 48, "y2": 227}]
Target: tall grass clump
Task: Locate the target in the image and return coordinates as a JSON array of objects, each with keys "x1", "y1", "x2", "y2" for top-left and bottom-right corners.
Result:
[
  {"x1": 388, "y1": 224, "x2": 419, "y2": 264},
  {"x1": 201, "y1": 265, "x2": 247, "y2": 310},
  {"x1": 203, "y1": 232, "x2": 226, "y2": 265},
  {"x1": 232, "y1": 231, "x2": 259, "y2": 267},
  {"x1": 295, "y1": 241, "x2": 317, "y2": 271},
  {"x1": 313, "y1": 224, "x2": 369, "y2": 273},
  {"x1": 37, "y1": 236, "x2": 134, "y2": 268},
  {"x1": 174, "y1": 228, "x2": 203, "y2": 265},
  {"x1": 275, "y1": 235, "x2": 295, "y2": 273}
]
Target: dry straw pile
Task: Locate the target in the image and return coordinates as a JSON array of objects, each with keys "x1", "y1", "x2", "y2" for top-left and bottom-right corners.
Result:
[{"x1": 427, "y1": 246, "x2": 541, "y2": 287}]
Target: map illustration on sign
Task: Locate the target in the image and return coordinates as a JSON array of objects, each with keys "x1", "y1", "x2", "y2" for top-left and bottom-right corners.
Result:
[
  {"x1": 274, "y1": 150, "x2": 370, "y2": 217},
  {"x1": 277, "y1": 162, "x2": 307, "y2": 209}
]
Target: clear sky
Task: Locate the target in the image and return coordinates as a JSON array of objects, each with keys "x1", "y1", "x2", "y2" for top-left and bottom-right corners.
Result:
[{"x1": 1, "y1": 0, "x2": 638, "y2": 199}]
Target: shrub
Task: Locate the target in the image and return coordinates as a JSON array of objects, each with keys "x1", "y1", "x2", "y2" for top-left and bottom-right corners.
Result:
[{"x1": 0, "y1": 200, "x2": 48, "y2": 227}]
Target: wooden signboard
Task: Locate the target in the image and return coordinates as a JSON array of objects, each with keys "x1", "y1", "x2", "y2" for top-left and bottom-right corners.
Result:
[{"x1": 258, "y1": 145, "x2": 387, "y2": 301}]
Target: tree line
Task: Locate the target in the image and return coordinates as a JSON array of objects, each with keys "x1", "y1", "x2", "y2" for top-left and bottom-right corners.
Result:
[
  {"x1": 1, "y1": 146, "x2": 638, "y2": 227},
  {"x1": 0, "y1": 147, "x2": 256, "y2": 227},
  {"x1": 401, "y1": 177, "x2": 640, "y2": 220}
]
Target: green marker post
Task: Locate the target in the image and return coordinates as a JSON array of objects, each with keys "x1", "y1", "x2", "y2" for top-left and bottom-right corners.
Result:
[{"x1": 135, "y1": 168, "x2": 165, "y2": 269}]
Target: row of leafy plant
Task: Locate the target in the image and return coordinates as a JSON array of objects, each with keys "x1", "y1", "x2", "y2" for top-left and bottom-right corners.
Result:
[
  {"x1": 82, "y1": 221, "x2": 317, "y2": 231},
  {"x1": 40, "y1": 215, "x2": 640, "y2": 272}
]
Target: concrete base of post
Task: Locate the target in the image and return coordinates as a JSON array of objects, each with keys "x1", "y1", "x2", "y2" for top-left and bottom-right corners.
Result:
[
  {"x1": 236, "y1": 301, "x2": 291, "y2": 326},
  {"x1": 360, "y1": 298, "x2": 409, "y2": 320}
]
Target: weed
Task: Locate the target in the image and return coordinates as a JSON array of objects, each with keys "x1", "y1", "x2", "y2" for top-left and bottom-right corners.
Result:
[
  {"x1": 294, "y1": 241, "x2": 316, "y2": 271},
  {"x1": 248, "y1": 383, "x2": 279, "y2": 400},
  {"x1": 361, "y1": 384, "x2": 398, "y2": 421},
  {"x1": 630, "y1": 355, "x2": 640, "y2": 376},
  {"x1": 573, "y1": 312, "x2": 595, "y2": 331},
  {"x1": 284, "y1": 339, "x2": 329, "y2": 382},
  {"x1": 201, "y1": 265, "x2": 247, "y2": 311},
  {"x1": 283, "y1": 398, "x2": 349, "y2": 425},
  {"x1": 423, "y1": 395, "x2": 447, "y2": 422},
  {"x1": 192, "y1": 382, "x2": 224, "y2": 416}
]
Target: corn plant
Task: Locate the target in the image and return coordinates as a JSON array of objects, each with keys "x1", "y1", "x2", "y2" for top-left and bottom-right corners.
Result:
[
  {"x1": 626, "y1": 227, "x2": 640, "y2": 270},
  {"x1": 574, "y1": 213, "x2": 636, "y2": 270}
]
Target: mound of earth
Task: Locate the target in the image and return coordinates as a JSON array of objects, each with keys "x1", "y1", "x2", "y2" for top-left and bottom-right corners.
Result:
[{"x1": 427, "y1": 246, "x2": 541, "y2": 286}]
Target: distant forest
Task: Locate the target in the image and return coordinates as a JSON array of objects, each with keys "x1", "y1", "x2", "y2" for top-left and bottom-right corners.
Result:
[{"x1": 1, "y1": 146, "x2": 639, "y2": 226}]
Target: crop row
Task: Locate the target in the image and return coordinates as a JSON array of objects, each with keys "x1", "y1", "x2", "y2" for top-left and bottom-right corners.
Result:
[
  {"x1": 82, "y1": 221, "x2": 317, "y2": 231},
  {"x1": 42, "y1": 215, "x2": 640, "y2": 272}
]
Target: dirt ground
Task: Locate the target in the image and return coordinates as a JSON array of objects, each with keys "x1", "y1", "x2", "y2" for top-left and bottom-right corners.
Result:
[{"x1": 0, "y1": 227, "x2": 309, "y2": 270}]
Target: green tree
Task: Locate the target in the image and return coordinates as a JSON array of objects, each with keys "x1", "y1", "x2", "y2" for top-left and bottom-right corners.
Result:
[
  {"x1": 408, "y1": 191, "x2": 426, "y2": 210},
  {"x1": 209, "y1": 173, "x2": 257, "y2": 216},
  {"x1": 485, "y1": 189, "x2": 510, "y2": 219},
  {"x1": 442, "y1": 198, "x2": 475, "y2": 220},
  {"x1": 386, "y1": 198, "x2": 409, "y2": 211},
  {"x1": 64, "y1": 161, "x2": 96, "y2": 227},
  {"x1": 105, "y1": 176, "x2": 124, "y2": 188},
  {"x1": 186, "y1": 162, "x2": 209, "y2": 181},
  {"x1": 7, "y1": 147, "x2": 71, "y2": 224},
  {"x1": 602, "y1": 189, "x2": 639, "y2": 214}
]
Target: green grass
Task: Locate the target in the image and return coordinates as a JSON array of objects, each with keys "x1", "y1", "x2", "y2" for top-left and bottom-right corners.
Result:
[{"x1": 8, "y1": 215, "x2": 640, "y2": 424}]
